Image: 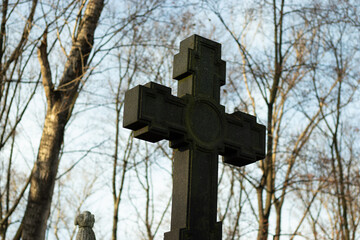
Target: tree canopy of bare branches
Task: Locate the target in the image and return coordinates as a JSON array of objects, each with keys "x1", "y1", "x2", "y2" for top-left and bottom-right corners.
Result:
[{"x1": 0, "y1": 0, "x2": 359, "y2": 240}]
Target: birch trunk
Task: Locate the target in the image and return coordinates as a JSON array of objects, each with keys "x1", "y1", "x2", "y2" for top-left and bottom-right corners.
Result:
[{"x1": 21, "y1": 0, "x2": 104, "y2": 239}]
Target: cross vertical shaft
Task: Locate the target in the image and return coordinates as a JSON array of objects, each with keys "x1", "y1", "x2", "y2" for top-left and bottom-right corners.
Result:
[
  {"x1": 164, "y1": 35, "x2": 225, "y2": 240},
  {"x1": 165, "y1": 148, "x2": 221, "y2": 240}
]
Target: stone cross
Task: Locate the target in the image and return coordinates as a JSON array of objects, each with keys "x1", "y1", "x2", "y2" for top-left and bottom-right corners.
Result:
[{"x1": 123, "y1": 35, "x2": 265, "y2": 240}]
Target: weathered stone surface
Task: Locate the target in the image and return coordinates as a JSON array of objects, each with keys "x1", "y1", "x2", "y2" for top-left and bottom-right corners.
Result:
[
  {"x1": 123, "y1": 34, "x2": 266, "y2": 240},
  {"x1": 75, "y1": 211, "x2": 96, "y2": 240}
]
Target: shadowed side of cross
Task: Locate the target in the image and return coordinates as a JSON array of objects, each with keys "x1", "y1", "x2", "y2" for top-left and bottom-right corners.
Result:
[{"x1": 123, "y1": 35, "x2": 265, "y2": 240}]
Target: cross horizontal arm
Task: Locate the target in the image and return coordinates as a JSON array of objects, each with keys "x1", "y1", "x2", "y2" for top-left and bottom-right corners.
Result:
[
  {"x1": 222, "y1": 111, "x2": 266, "y2": 167},
  {"x1": 123, "y1": 82, "x2": 186, "y2": 142}
]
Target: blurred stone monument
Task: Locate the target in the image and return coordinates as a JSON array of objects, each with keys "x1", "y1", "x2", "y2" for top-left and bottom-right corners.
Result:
[
  {"x1": 123, "y1": 35, "x2": 265, "y2": 240},
  {"x1": 75, "y1": 211, "x2": 96, "y2": 240}
]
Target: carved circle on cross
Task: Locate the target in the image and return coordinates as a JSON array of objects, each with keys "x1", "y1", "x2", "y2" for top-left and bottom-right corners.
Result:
[{"x1": 184, "y1": 96, "x2": 225, "y2": 150}]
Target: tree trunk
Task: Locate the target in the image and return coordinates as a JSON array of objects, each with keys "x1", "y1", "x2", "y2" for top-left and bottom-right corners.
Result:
[
  {"x1": 20, "y1": 0, "x2": 104, "y2": 239},
  {"x1": 257, "y1": 103, "x2": 276, "y2": 240},
  {"x1": 274, "y1": 201, "x2": 282, "y2": 240},
  {"x1": 21, "y1": 108, "x2": 66, "y2": 239},
  {"x1": 258, "y1": 215, "x2": 270, "y2": 240}
]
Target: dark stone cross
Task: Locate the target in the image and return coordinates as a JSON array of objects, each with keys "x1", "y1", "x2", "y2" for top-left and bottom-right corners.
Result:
[{"x1": 123, "y1": 35, "x2": 265, "y2": 240}]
